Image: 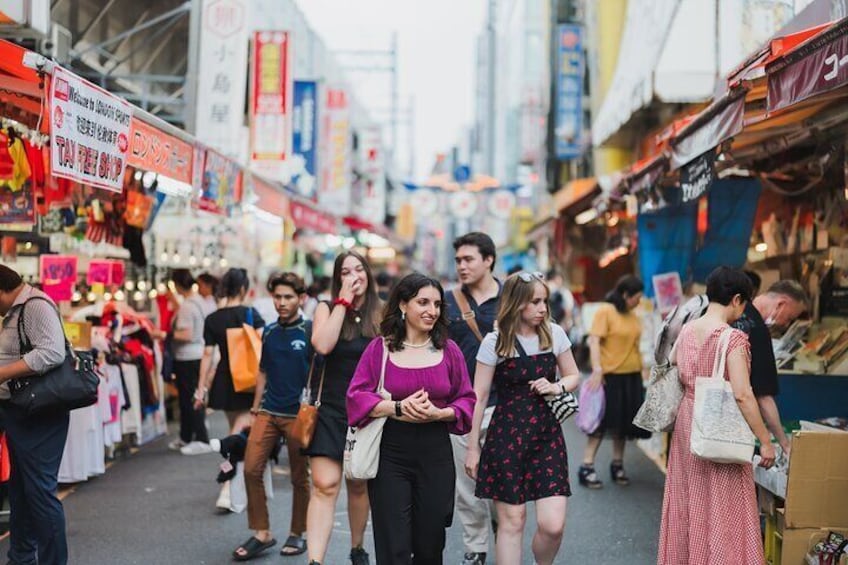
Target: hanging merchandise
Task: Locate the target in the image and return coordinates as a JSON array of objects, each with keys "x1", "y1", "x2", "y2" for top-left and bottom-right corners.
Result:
[
  {"x1": 124, "y1": 190, "x2": 154, "y2": 228},
  {"x1": 0, "y1": 129, "x2": 32, "y2": 191}
]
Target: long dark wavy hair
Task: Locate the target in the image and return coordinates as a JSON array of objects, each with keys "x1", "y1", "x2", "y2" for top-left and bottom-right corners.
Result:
[
  {"x1": 331, "y1": 250, "x2": 381, "y2": 340},
  {"x1": 380, "y1": 273, "x2": 449, "y2": 352}
]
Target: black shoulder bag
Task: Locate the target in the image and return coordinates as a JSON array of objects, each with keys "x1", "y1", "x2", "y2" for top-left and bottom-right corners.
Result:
[{"x1": 11, "y1": 296, "x2": 100, "y2": 416}]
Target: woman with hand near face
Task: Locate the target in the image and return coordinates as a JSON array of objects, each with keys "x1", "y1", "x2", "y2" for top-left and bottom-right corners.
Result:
[
  {"x1": 464, "y1": 272, "x2": 580, "y2": 565},
  {"x1": 347, "y1": 273, "x2": 476, "y2": 564},
  {"x1": 305, "y1": 251, "x2": 381, "y2": 565}
]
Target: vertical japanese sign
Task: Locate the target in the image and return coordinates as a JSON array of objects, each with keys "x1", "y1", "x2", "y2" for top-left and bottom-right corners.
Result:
[
  {"x1": 50, "y1": 66, "x2": 132, "y2": 192},
  {"x1": 353, "y1": 126, "x2": 386, "y2": 224},
  {"x1": 249, "y1": 30, "x2": 292, "y2": 182},
  {"x1": 195, "y1": 0, "x2": 249, "y2": 158},
  {"x1": 319, "y1": 88, "x2": 352, "y2": 215},
  {"x1": 292, "y1": 80, "x2": 319, "y2": 200},
  {"x1": 555, "y1": 24, "x2": 584, "y2": 160}
]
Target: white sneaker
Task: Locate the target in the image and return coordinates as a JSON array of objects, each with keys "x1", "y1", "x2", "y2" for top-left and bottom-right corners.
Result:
[
  {"x1": 168, "y1": 438, "x2": 187, "y2": 451},
  {"x1": 209, "y1": 438, "x2": 222, "y2": 453},
  {"x1": 180, "y1": 441, "x2": 214, "y2": 455}
]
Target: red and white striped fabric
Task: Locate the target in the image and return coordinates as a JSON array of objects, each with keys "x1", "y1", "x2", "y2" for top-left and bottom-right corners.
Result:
[{"x1": 657, "y1": 324, "x2": 764, "y2": 565}]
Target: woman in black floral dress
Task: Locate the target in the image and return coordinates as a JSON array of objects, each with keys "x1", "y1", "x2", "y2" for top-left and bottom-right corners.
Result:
[{"x1": 464, "y1": 272, "x2": 581, "y2": 565}]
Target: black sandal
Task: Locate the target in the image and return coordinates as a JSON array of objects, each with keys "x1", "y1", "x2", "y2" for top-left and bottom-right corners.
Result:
[
  {"x1": 280, "y1": 534, "x2": 307, "y2": 556},
  {"x1": 232, "y1": 536, "x2": 277, "y2": 561},
  {"x1": 611, "y1": 460, "x2": 630, "y2": 485}
]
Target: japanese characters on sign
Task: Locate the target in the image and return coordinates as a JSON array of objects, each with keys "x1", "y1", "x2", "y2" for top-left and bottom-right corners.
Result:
[
  {"x1": 249, "y1": 31, "x2": 292, "y2": 183},
  {"x1": 292, "y1": 80, "x2": 319, "y2": 200},
  {"x1": 50, "y1": 66, "x2": 132, "y2": 193},
  {"x1": 556, "y1": 24, "x2": 584, "y2": 160},
  {"x1": 128, "y1": 118, "x2": 193, "y2": 185},
  {"x1": 767, "y1": 24, "x2": 848, "y2": 113},
  {"x1": 195, "y1": 0, "x2": 249, "y2": 158},
  {"x1": 680, "y1": 150, "x2": 716, "y2": 203},
  {"x1": 319, "y1": 88, "x2": 352, "y2": 215}
]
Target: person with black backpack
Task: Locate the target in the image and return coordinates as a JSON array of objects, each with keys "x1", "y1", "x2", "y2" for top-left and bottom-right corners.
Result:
[
  {"x1": 232, "y1": 273, "x2": 313, "y2": 561},
  {"x1": 0, "y1": 265, "x2": 70, "y2": 564}
]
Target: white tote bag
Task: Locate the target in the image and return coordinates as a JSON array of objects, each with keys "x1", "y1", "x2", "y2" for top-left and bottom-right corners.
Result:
[
  {"x1": 344, "y1": 339, "x2": 391, "y2": 481},
  {"x1": 690, "y1": 328, "x2": 756, "y2": 464}
]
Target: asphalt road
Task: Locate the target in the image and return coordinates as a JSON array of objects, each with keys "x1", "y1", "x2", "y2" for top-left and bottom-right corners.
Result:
[{"x1": 1, "y1": 413, "x2": 664, "y2": 564}]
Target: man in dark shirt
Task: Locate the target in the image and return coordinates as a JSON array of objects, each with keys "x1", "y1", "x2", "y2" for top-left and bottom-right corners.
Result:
[
  {"x1": 733, "y1": 279, "x2": 807, "y2": 457},
  {"x1": 233, "y1": 273, "x2": 311, "y2": 560},
  {"x1": 444, "y1": 232, "x2": 501, "y2": 565}
]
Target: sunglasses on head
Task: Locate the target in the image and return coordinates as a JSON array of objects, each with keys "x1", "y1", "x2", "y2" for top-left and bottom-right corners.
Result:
[{"x1": 516, "y1": 272, "x2": 545, "y2": 283}]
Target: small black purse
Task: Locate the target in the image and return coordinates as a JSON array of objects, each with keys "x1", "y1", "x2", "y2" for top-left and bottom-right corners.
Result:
[{"x1": 10, "y1": 297, "x2": 100, "y2": 416}]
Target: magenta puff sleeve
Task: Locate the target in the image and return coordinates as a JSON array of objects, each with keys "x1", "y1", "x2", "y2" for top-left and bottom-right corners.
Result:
[
  {"x1": 445, "y1": 339, "x2": 477, "y2": 435},
  {"x1": 346, "y1": 337, "x2": 385, "y2": 428}
]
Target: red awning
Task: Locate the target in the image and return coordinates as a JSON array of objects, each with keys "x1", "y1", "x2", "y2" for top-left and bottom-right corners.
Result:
[
  {"x1": 0, "y1": 39, "x2": 48, "y2": 126},
  {"x1": 766, "y1": 17, "x2": 848, "y2": 113},
  {"x1": 252, "y1": 175, "x2": 290, "y2": 219},
  {"x1": 624, "y1": 154, "x2": 667, "y2": 195},
  {"x1": 669, "y1": 86, "x2": 748, "y2": 170},
  {"x1": 727, "y1": 22, "x2": 833, "y2": 87}
]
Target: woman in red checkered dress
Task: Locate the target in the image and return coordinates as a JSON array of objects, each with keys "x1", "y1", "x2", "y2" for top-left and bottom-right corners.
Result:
[{"x1": 658, "y1": 267, "x2": 776, "y2": 565}]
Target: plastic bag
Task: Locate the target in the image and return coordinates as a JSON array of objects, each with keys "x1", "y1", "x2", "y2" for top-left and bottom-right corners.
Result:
[{"x1": 575, "y1": 379, "x2": 605, "y2": 435}]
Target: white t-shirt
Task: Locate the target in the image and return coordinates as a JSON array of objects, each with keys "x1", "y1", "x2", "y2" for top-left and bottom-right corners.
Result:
[{"x1": 477, "y1": 323, "x2": 572, "y2": 366}]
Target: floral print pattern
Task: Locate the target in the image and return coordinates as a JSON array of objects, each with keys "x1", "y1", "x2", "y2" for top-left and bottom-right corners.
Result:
[{"x1": 475, "y1": 350, "x2": 571, "y2": 503}]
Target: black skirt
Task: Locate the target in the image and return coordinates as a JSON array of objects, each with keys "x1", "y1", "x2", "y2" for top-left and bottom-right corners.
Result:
[
  {"x1": 590, "y1": 372, "x2": 651, "y2": 440},
  {"x1": 302, "y1": 402, "x2": 347, "y2": 462}
]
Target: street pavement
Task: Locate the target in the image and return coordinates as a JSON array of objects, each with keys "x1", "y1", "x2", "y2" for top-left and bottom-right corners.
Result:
[{"x1": 1, "y1": 413, "x2": 664, "y2": 564}]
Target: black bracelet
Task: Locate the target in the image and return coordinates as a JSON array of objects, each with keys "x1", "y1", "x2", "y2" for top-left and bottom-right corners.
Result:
[{"x1": 395, "y1": 400, "x2": 402, "y2": 417}]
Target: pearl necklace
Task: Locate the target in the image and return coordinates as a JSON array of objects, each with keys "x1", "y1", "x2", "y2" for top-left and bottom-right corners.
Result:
[{"x1": 402, "y1": 337, "x2": 432, "y2": 349}]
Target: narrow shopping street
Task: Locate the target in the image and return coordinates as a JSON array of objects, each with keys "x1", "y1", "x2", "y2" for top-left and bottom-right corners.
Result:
[{"x1": 1, "y1": 414, "x2": 663, "y2": 565}]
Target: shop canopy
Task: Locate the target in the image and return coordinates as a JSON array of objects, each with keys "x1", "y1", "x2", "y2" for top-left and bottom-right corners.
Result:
[
  {"x1": 595, "y1": 17, "x2": 848, "y2": 208},
  {"x1": 553, "y1": 177, "x2": 599, "y2": 216},
  {"x1": 0, "y1": 38, "x2": 365, "y2": 236},
  {"x1": 766, "y1": 17, "x2": 848, "y2": 113}
]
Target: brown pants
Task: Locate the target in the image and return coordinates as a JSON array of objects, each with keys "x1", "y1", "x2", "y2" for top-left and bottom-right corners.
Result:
[{"x1": 244, "y1": 412, "x2": 309, "y2": 533}]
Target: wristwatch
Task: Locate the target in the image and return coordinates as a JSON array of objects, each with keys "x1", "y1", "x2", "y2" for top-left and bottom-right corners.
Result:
[{"x1": 395, "y1": 400, "x2": 402, "y2": 417}]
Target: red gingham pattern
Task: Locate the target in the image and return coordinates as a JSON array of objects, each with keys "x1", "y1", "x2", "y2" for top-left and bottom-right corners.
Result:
[{"x1": 657, "y1": 325, "x2": 765, "y2": 565}]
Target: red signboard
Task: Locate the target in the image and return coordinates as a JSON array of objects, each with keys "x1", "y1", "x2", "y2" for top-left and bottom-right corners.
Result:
[
  {"x1": 252, "y1": 175, "x2": 290, "y2": 219},
  {"x1": 250, "y1": 30, "x2": 291, "y2": 180},
  {"x1": 128, "y1": 118, "x2": 193, "y2": 185},
  {"x1": 289, "y1": 200, "x2": 336, "y2": 234},
  {"x1": 767, "y1": 21, "x2": 848, "y2": 113}
]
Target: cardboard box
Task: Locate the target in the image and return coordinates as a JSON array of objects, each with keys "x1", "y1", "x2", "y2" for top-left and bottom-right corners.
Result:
[
  {"x1": 784, "y1": 431, "x2": 848, "y2": 529},
  {"x1": 780, "y1": 527, "x2": 848, "y2": 565},
  {"x1": 63, "y1": 321, "x2": 92, "y2": 350}
]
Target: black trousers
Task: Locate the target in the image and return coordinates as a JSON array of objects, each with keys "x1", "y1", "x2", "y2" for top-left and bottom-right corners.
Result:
[
  {"x1": 1, "y1": 403, "x2": 69, "y2": 565},
  {"x1": 368, "y1": 420, "x2": 456, "y2": 565},
  {"x1": 173, "y1": 360, "x2": 208, "y2": 443}
]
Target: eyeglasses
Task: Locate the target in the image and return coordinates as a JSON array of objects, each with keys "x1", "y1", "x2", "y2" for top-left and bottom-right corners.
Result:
[{"x1": 516, "y1": 272, "x2": 545, "y2": 283}]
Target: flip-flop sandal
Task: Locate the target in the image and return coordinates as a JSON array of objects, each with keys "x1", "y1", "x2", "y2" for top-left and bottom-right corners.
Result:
[
  {"x1": 232, "y1": 536, "x2": 277, "y2": 561},
  {"x1": 280, "y1": 534, "x2": 307, "y2": 556}
]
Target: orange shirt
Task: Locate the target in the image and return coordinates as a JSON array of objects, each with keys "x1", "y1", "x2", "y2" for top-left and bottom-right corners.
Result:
[{"x1": 590, "y1": 303, "x2": 642, "y2": 374}]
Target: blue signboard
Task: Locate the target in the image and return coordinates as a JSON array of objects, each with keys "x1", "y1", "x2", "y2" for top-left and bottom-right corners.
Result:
[
  {"x1": 292, "y1": 80, "x2": 319, "y2": 199},
  {"x1": 556, "y1": 25, "x2": 584, "y2": 160}
]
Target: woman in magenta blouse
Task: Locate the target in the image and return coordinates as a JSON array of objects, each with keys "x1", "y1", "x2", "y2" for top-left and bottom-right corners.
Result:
[{"x1": 347, "y1": 273, "x2": 476, "y2": 564}]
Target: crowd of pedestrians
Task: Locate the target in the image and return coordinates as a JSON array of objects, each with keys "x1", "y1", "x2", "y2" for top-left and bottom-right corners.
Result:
[{"x1": 0, "y1": 230, "x2": 809, "y2": 564}]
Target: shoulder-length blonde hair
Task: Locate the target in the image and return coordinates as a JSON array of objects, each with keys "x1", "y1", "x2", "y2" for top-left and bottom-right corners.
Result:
[{"x1": 495, "y1": 273, "x2": 552, "y2": 358}]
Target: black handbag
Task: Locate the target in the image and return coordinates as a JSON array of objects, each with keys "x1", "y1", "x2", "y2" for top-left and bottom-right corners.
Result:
[{"x1": 10, "y1": 296, "x2": 100, "y2": 416}]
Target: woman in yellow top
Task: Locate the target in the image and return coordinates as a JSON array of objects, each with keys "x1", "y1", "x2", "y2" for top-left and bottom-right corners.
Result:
[{"x1": 579, "y1": 275, "x2": 649, "y2": 489}]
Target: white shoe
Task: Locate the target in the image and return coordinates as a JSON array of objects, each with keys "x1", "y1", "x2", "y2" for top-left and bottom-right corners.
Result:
[
  {"x1": 168, "y1": 438, "x2": 187, "y2": 451},
  {"x1": 209, "y1": 438, "x2": 222, "y2": 453},
  {"x1": 180, "y1": 441, "x2": 214, "y2": 455}
]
